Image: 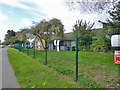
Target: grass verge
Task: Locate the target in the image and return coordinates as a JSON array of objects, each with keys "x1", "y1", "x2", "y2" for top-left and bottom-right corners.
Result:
[
  {"x1": 7, "y1": 48, "x2": 81, "y2": 88},
  {"x1": 21, "y1": 48, "x2": 119, "y2": 88}
]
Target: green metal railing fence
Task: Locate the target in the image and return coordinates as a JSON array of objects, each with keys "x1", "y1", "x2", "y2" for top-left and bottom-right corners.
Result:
[
  {"x1": 13, "y1": 37, "x2": 79, "y2": 82},
  {"x1": 13, "y1": 35, "x2": 119, "y2": 88}
]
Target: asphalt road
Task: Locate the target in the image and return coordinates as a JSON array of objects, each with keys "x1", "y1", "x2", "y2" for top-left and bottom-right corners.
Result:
[{"x1": 2, "y1": 48, "x2": 20, "y2": 88}]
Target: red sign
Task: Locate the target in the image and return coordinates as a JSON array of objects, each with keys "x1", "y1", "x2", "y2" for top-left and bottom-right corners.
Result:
[
  {"x1": 115, "y1": 51, "x2": 120, "y2": 64},
  {"x1": 38, "y1": 46, "x2": 40, "y2": 50}
]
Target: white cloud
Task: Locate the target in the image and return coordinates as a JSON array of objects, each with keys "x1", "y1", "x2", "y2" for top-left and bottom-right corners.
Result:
[
  {"x1": 22, "y1": 18, "x2": 32, "y2": 27},
  {"x1": 0, "y1": 25, "x2": 9, "y2": 42},
  {"x1": 32, "y1": 0, "x2": 104, "y2": 32},
  {"x1": 0, "y1": 0, "x2": 32, "y2": 10},
  {"x1": 0, "y1": 23, "x2": 21, "y2": 42},
  {"x1": 0, "y1": 11, "x2": 8, "y2": 20},
  {"x1": 0, "y1": 0, "x2": 105, "y2": 32},
  {"x1": 0, "y1": 0, "x2": 107, "y2": 41}
]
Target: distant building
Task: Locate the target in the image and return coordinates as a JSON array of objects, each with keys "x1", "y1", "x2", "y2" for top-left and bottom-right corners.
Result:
[
  {"x1": 34, "y1": 32, "x2": 76, "y2": 51},
  {"x1": 48, "y1": 32, "x2": 75, "y2": 51}
]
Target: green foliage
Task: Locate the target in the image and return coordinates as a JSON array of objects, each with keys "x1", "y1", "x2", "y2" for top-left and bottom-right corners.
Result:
[
  {"x1": 73, "y1": 20, "x2": 94, "y2": 51},
  {"x1": 16, "y1": 28, "x2": 29, "y2": 42},
  {"x1": 107, "y1": 2, "x2": 120, "y2": 29},
  {"x1": 91, "y1": 25, "x2": 111, "y2": 52},
  {"x1": 107, "y1": 1, "x2": 120, "y2": 35},
  {"x1": 49, "y1": 18, "x2": 64, "y2": 37},
  {"x1": 7, "y1": 30, "x2": 15, "y2": 36},
  {"x1": 91, "y1": 36, "x2": 107, "y2": 52},
  {"x1": 30, "y1": 18, "x2": 65, "y2": 40},
  {"x1": 90, "y1": 1, "x2": 120, "y2": 52},
  {"x1": 78, "y1": 34, "x2": 92, "y2": 51},
  {"x1": 5, "y1": 29, "x2": 29, "y2": 45},
  {"x1": 73, "y1": 20, "x2": 94, "y2": 35},
  {"x1": 5, "y1": 30, "x2": 18, "y2": 45},
  {"x1": 30, "y1": 18, "x2": 65, "y2": 49}
]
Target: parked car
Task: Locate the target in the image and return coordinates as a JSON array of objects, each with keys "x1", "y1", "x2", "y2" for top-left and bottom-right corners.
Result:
[
  {"x1": 0, "y1": 45, "x2": 4, "y2": 48},
  {"x1": 7, "y1": 45, "x2": 10, "y2": 47}
]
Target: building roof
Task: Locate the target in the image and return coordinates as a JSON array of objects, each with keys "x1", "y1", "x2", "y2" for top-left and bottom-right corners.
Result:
[
  {"x1": 47, "y1": 32, "x2": 75, "y2": 43},
  {"x1": 50, "y1": 32, "x2": 74, "y2": 40}
]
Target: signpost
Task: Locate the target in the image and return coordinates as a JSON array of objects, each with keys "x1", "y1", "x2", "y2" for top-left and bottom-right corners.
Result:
[
  {"x1": 111, "y1": 34, "x2": 120, "y2": 87},
  {"x1": 111, "y1": 35, "x2": 120, "y2": 64}
]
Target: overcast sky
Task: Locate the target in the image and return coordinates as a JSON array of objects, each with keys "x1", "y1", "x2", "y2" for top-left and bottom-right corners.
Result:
[{"x1": 0, "y1": 0, "x2": 110, "y2": 42}]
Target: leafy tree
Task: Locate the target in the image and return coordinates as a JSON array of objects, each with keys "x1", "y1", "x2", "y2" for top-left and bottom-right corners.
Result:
[
  {"x1": 106, "y1": 1, "x2": 120, "y2": 35},
  {"x1": 7, "y1": 30, "x2": 15, "y2": 36},
  {"x1": 107, "y1": 1, "x2": 120, "y2": 27},
  {"x1": 5, "y1": 30, "x2": 16, "y2": 45},
  {"x1": 91, "y1": 24, "x2": 112, "y2": 52},
  {"x1": 49, "y1": 18, "x2": 64, "y2": 37},
  {"x1": 30, "y1": 18, "x2": 65, "y2": 49},
  {"x1": 73, "y1": 20, "x2": 94, "y2": 34},
  {"x1": 96, "y1": 1, "x2": 120, "y2": 52},
  {"x1": 16, "y1": 28, "x2": 29, "y2": 43},
  {"x1": 91, "y1": 36, "x2": 108, "y2": 52},
  {"x1": 9, "y1": 36, "x2": 18, "y2": 44},
  {"x1": 94, "y1": 1, "x2": 120, "y2": 52},
  {"x1": 73, "y1": 20, "x2": 94, "y2": 51}
]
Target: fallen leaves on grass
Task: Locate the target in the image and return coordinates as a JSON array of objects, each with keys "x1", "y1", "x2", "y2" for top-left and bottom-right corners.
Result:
[{"x1": 43, "y1": 83, "x2": 45, "y2": 86}]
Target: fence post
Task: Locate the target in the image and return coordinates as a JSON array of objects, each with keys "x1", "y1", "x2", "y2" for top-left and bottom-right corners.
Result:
[
  {"x1": 45, "y1": 39, "x2": 47, "y2": 65},
  {"x1": 23, "y1": 43, "x2": 24, "y2": 53},
  {"x1": 76, "y1": 35, "x2": 78, "y2": 82},
  {"x1": 33, "y1": 42, "x2": 35, "y2": 58},
  {"x1": 21, "y1": 43, "x2": 22, "y2": 52},
  {"x1": 19, "y1": 43, "x2": 20, "y2": 51},
  {"x1": 17, "y1": 44, "x2": 18, "y2": 50},
  {"x1": 20, "y1": 43, "x2": 22, "y2": 52},
  {"x1": 27, "y1": 43, "x2": 29, "y2": 55}
]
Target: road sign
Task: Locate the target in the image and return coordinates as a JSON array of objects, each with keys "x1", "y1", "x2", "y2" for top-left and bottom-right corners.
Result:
[
  {"x1": 111, "y1": 35, "x2": 120, "y2": 47},
  {"x1": 115, "y1": 51, "x2": 120, "y2": 64}
]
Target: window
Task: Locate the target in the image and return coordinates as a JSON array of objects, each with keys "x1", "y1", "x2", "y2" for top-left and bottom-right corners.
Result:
[{"x1": 71, "y1": 41, "x2": 75, "y2": 47}]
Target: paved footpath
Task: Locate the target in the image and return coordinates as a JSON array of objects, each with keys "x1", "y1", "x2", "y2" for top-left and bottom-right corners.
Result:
[
  {"x1": 0, "y1": 48, "x2": 2, "y2": 89},
  {"x1": 2, "y1": 48, "x2": 20, "y2": 88}
]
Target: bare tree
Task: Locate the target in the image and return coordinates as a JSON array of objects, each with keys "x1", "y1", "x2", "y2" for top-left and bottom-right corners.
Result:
[{"x1": 65, "y1": 0, "x2": 118, "y2": 14}]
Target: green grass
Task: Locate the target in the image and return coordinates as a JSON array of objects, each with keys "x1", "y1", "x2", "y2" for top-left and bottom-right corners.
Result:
[
  {"x1": 9, "y1": 48, "x2": 119, "y2": 88},
  {"x1": 7, "y1": 48, "x2": 82, "y2": 88}
]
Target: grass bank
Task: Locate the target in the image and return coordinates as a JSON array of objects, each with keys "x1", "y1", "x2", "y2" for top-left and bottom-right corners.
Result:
[
  {"x1": 21, "y1": 48, "x2": 119, "y2": 88},
  {"x1": 7, "y1": 48, "x2": 81, "y2": 88}
]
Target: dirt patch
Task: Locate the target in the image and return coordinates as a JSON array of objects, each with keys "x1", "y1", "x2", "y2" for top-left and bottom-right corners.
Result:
[{"x1": 89, "y1": 70, "x2": 118, "y2": 88}]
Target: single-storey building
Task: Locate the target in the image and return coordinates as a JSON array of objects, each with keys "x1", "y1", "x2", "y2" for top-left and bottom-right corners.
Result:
[
  {"x1": 34, "y1": 32, "x2": 76, "y2": 51},
  {"x1": 48, "y1": 38, "x2": 75, "y2": 51}
]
